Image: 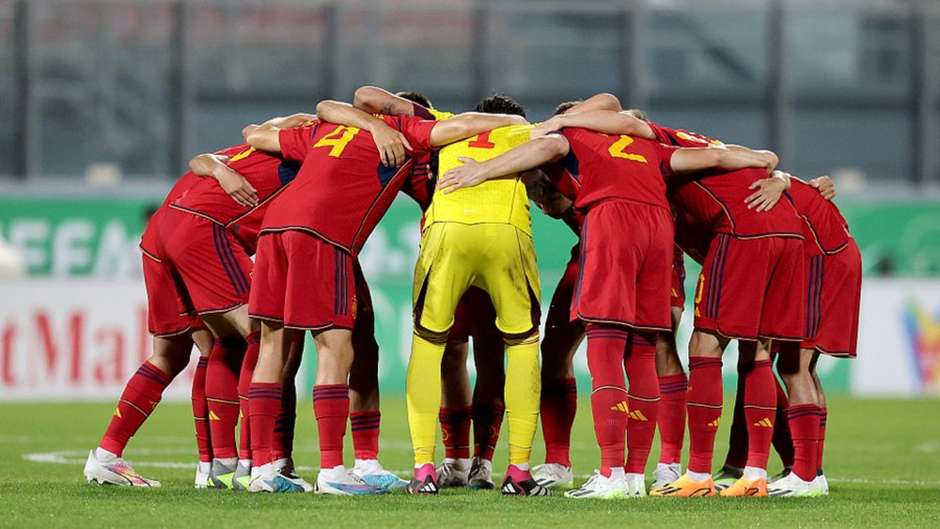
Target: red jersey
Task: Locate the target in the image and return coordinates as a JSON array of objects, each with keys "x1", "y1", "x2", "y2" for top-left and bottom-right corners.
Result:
[
  {"x1": 649, "y1": 122, "x2": 804, "y2": 239},
  {"x1": 170, "y1": 134, "x2": 310, "y2": 253},
  {"x1": 261, "y1": 116, "x2": 436, "y2": 254},
  {"x1": 159, "y1": 172, "x2": 203, "y2": 208},
  {"x1": 787, "y1": 177, "x2": 851, "y2": 256},
  {"x1": 559, "y1": 128, "x2": 677, "y2": 210}
]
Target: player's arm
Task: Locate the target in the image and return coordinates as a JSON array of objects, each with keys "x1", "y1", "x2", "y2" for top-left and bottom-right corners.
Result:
[
  {"x1": 240, "y1": 112, "x2": 316, "y2": 153},
  {"x1": 188, "y1": 153, "x2": 259, "y2": 207},
  {"x1": 426, "y1": 112, "x2": 527, "y2": 147},
  {"x1": 260, "y1": 113, "x2": 316, "y2": 128},
  {"x1": 745, "y1": 170, "x2": 792, "y2": 212},
  {"x1": 532, "y1": 109, "x2": 655, "y2": 141},
  {"x1": 669, "y1": 146, "x2": 778, "y2": 175},
  {"x1": 437, "y1": 134, "x2": 570, "y2": 193},
  {"x1": 353, "y1": 85, "x2": 421, "y2": 116},
  {"x1": 315, "y1": 100, "x2": 412, "y2": 167},
  {"x1": 561, "y1": 93, "x2": 623, "y2": 114}
]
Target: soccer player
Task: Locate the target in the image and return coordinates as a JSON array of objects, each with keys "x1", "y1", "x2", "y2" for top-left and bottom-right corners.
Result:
[
  {"x1": 530, "y1": 109, "x2": 805, "y2": 498},
  {"x1": 725, "y1": 174, "x2": 859, "y2": 497},
  {"x1": 83, "y1": 113, "x2": 311, "y2": 487},
  {"x1": 352, "y1": 87, "x2": 509, "y2": 490},
  {"x1": 439, "y1": 108, "x2": 777, "y2": 499},
  {"x1": 241, "y1": 102, "x2": 524, "y2": 494}
]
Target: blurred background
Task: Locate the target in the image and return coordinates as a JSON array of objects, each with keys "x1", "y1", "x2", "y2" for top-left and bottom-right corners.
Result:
[{"x1": 0, "y1": 0, "x2": 938, "y2": 401}]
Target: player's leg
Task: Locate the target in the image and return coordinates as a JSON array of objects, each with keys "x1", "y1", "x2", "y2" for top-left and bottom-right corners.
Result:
[
  {"x1": 235, "y1": 322, "x2": 261, "y2": 489},
  {"x1": 468, "y1": 292, "x2": 506, "y2": 490},
  {"x1": 720, "y1": 338, "x2": 776, "y2": 497},
  {"x1": 811, "y1": 355, "x2": 829, "y2": 495},
  {"x1": 534, "y1": 249, "x2": 583, "y2": 489},
  {"x1": 653, "y1": 306, "x2": 687, "y2": 489},
  {"x1": 624, "y1": 331, "x2": 660, "y2": 496},
  {"x1": 348, "y1": 268, "x2": 407, "y2": 491},
  {"x1": 478, "y1": 224, "x2": 545, "y2": 496},
  {"x1": 271, "y1": 336, "x2": 303, "y2": 485},
  {"x1": 407, "y1": 223, "x2": 471, "y2": 494},
  {"x1": 190, "y1": 325, "x2": 215, "y2": 488},
  {"x1": 437, "y1": 338, "x2": 473, "y2": 486}
]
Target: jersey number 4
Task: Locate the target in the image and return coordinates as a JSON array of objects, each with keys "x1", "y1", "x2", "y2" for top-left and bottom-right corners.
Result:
[
  {"x1": 314, "y1": 125, "x2": 361, "y2": 157},
  {"x1": 608, "y1": 135, "x2": 647, "y2": 163}
]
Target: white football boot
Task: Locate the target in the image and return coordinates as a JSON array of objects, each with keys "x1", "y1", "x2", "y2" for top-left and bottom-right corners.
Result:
[
  {"x1": 84, "y1": 449, "x2": 160, "y2": 487},
  {"x1": 532, "y1": 463, "x2": 574, "y2": 489},
  {"x1": 651, "y1": 462, "x2": 682, "y2": 490},
  {"x1": 353, "y1": 459, "x2": 408, "y2": 492},
  {"x1": 625, "y1": 473, "x2": 647, "y2": 497},
  {"x1": 767, "y1": 472, "x2": 825, "y2": 498},
  {"x1": 467, "y1": 457, "x2": 495, "y2": 490},
  {"x1": 316, "y1": 465, "x2": 383, "y2": 496},
  {"x1": 437, "y1": 458, "x2": 471, "y2": 488},
  {"x1": 194, "y1": 461, "x2": 211, "y2": 489},
  {"x1": 564, "y1": 469, "x2": 630, "y2": 499}
]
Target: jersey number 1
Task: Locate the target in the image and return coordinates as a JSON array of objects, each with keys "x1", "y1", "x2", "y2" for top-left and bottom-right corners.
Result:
[
  {"x1": 608, "y1": 135, "x2": 647, "y2": 163},
  {"x1": 314, "y1": 125, "x2": 360, "y2": 157},
  {"x1": 467, "y1": 131, "x2": 496, "y2": 149}
]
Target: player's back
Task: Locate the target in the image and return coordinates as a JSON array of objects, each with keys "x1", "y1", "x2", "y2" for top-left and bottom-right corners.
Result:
[
  {"x1": 788, "y1": 177, "x2": 851, "y2": 254},
  {"x1": 651, "y1": 122, "x2": 803, "y2": 239},
  {"x1": 428, "y1": 124, "x2": 533, "y2": 234},
  {"x1": 262, "y1": 116, "x2": 434, "y2": 254},
  {"x1": 560, "y1": 127, "x2": 672, "y2": 210}
]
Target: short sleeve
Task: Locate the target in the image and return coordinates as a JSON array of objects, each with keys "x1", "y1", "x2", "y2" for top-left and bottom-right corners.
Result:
[
  {"x1": 654, "y1": 143, "x2": 679, "y2": 177},
  {"x1": 278, "y1": 125, "x2": 316, "y2": 161},
  {"x1": 412, "y1": 103, "x2": 435, "y2": 120},
  {"x1": 385, "y1": 115, "x2": 437, "y2": 153}
]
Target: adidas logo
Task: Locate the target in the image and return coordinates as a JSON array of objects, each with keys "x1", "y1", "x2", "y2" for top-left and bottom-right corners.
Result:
[
  {"x1": 209, "y1": 410, "x2": 221, "y2": 421},
  {"x1": 610, "y1": 401, "x2": 629, "y2": 413},
  {"x1": 707, "y1": 418, "x2": 720, "y2": 428},
  {"x1": 113, "y1": 408, "x2": 122, "y2": 418},
  {"x1": 502, "y1": 482, "x2": 518, "y2": 494},
  {"x1": 628, "y1": 409, "x2": 648, "y2": 421},
  {"x1": 753, "y1": 418, "x2": 773, "y2": 428}
]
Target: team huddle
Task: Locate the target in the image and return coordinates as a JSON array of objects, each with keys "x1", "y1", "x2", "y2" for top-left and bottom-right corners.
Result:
[{"x1": 82, "y1": 86, "x2": 861, "y2": 499}]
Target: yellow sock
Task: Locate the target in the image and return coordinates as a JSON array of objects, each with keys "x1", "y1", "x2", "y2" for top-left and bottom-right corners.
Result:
[
  {"x1": 504, "y1": 336, "x2": 541, "y2": 466},
  {"x1": 406, "y1": 333, "x2": 446, "y2": 466}
]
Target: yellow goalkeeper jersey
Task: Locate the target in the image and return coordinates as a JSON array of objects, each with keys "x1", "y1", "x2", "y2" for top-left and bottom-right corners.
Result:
[{"x1": 426, "y1": 123, "x2": 534, "y2": 235}]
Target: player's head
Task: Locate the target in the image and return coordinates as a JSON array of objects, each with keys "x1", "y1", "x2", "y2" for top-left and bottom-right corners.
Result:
[
  {"x1": 553, "y1": 100, "x2": 581, "y2": 116},
  {"x1": 396, "y1": 91, "x2": 434, "y2": 109},
  {"x1": 625, "y1": 108, "x2": 650, "y2": 121},
  {"x1": 475, "y1": 94, "x2": 526, "y2": 118},
  {"x1": 523, "y1": 169, "x2": 572, "y2": 219}
]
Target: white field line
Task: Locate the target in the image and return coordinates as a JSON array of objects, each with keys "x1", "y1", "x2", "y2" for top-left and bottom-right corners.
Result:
[{"x1": 21, "y1": 448, "x2": 940, "y2": 487}]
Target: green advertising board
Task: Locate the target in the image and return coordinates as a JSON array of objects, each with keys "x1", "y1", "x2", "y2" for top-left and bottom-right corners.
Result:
[{"x1": 1, "y1": 195, "x2": 937, "y2": 394}]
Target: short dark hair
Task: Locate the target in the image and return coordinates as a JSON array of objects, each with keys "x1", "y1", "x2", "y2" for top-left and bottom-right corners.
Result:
[
  {"x1": 395, "y1": 91, "x2": 433, "y2": 109},
  {"x1": 625, "y1": 108, "x2": 650, "y2": 121},
  {"x1": 553, "y1": 100, "x2": 581, "y2": 116},
  {"x1": 475, "y1": 94, "x2": 526, "y2": 118}
]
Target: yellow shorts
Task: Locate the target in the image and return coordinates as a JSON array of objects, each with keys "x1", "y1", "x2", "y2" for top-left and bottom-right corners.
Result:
[{"x1": 412, "y1": 222, "x2": 541, "y2": 337}]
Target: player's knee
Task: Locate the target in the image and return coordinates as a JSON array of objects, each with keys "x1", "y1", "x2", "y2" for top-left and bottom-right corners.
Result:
[
  {"x1": 503, "y1": 328, "x2": 539, "y2": 347},
  {"x1": 414, "y1": 325, "x2": 449, "y2": 345}
]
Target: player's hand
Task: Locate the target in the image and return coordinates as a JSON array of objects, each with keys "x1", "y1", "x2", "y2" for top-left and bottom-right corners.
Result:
[
  {"x1": 810, "y1": 175, "x2": 836, "y2": 200},
  {"x1": 438, "y1": 157, "x2": 488, "y2": 194},
  {"x1": 369, "y1": 122, "x2": 413, "y2": 167},
  {"x1": 745, "y1": 172, "x2": 789, "y2": 212},
  {"x1": 530, "y1": 116, "x2": 565, "y2": 139},
  {"x1": 213, "y1": 165, "x2": 258, "y2": 207}
]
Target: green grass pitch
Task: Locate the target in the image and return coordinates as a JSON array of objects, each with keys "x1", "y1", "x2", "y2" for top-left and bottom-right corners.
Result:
[{"x1": 2, "y1": 397, "x2": 939, "y2": 529}]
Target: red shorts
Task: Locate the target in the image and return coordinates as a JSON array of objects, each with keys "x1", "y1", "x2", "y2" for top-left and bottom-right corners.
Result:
[
  {"x1": 694, "y1": 233, "x2": 805, "y2": 341},
  {"x1": 573, "y1": 200, "x2": 674, "y2": 331},
  {"x1": 450, "y1": 287, "x2": 499, "y2": 342},
  {"x1": 249, "y1": 230, "x2": 356, "y2": 331},
  {"x1": 802, "y1": 239, "x2": 862, "y2": 357},
  {"x1": 141, "y1": 208, "x2": 252, "y2": 336}
]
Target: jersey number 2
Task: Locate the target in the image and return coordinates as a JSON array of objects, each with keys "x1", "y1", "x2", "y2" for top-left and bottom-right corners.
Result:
[
  {"x1": 314, "y1": 125, "x2": 360, "y2": 157},
  {"x1": 608, "y1": 135, "x2": 647, "y2": 163}
]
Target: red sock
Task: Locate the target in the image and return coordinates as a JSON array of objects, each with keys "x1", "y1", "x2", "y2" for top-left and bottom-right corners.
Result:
[
  {"x1": 787, "y1": 404, "x2": 819, "y2": 481},
  {"x1": 206, "y1": 337, "x2": 245, "y2": 459},
  {"x1": 541, "y1": 377, "x2": 577, "y2": 467},
  {"x1": 313, "y1": 384, "x2": 349, "y2": 469},
  {"x1": 100, "y1": 361, "x2": 172, "y2": 456},
  {"x1": 472, "y1": 402, "x2": 505, "y2": 462},
  {"x1": 743, "y1": 359, "x2": 777, "y2": 470},
  {"x1": 687, "y1": 356, "x2": 723, "y2": 474},
  {"x1": 248, "y1": 382, "x2": 281, "y2": 466},
  {"x1": 657, "y1": 373, "x2": 687, "y2": 465},
  {"x1": 586, "y1": 324, "x2": 628, "y2": 476},
  {"x1": 817, "y1": 407, "x2": 828, "y2": 474},
  {"x1": 439, "y1": 407, "x2": 472, "y2": 460},
  {"x1": 772, "y1": 375, "x2": 795, "y2": 468},
  {"x1": 351, "y1": 410, "x2": 381, "y2": 460},
  {"x1": 192, "y1": 356, "x2": 212, "y2": 463},
  {"x1": 272, "y1": 382, "x2": 296, "y2": 461},
  {"x1": 238, "y1": 332, "x2": 260, "y2": 460},
  {"x1": 625, "y1": 332, "x2": 659, "y2": 474}
]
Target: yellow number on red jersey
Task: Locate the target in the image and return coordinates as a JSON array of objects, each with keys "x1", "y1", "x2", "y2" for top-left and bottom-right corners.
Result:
[
  {"x1": 608, "y1": 135, "x2": 648, "y2": 163},
  {"x1": 228, "y1": 146, "x2": 256, "y2": 163},
  {"x1": 314, "y1": 125, "x2": 361, "y2": 157}
]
